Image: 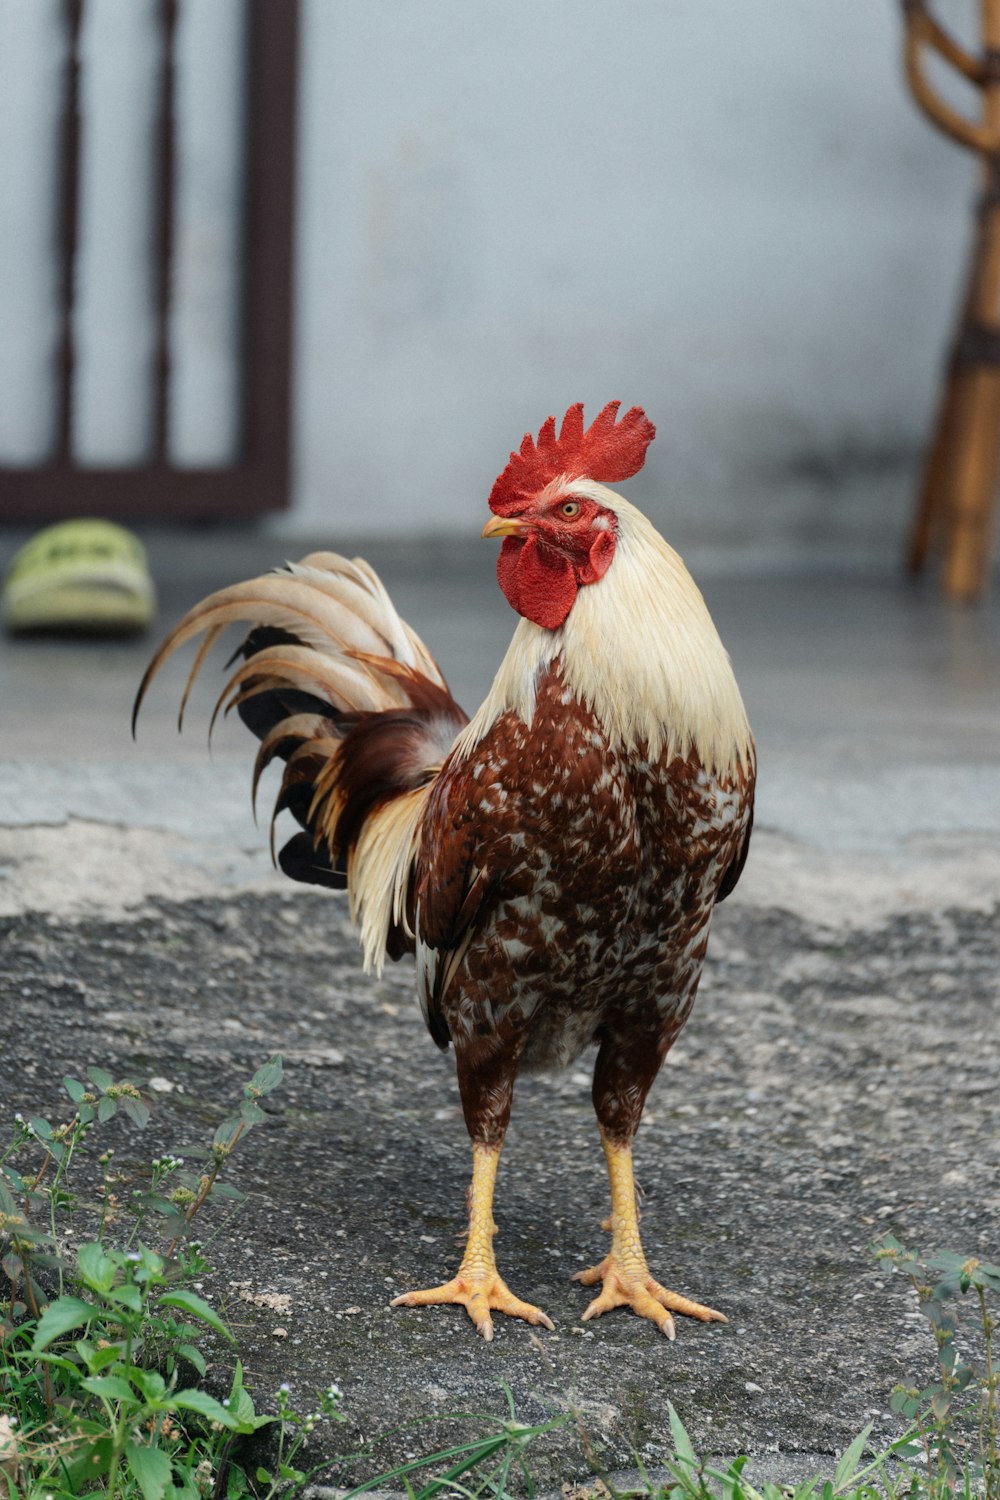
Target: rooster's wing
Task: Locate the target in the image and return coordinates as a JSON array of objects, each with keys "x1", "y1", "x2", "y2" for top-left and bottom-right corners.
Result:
[{"x1": 413, "y1": 753, "x2": 511, "y2": 1049}]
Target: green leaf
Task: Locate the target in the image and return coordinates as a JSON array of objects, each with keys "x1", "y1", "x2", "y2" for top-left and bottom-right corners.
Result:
[
  {"x1": 31, "y1": 1294, "x2": 99, "y2": 1352},
  {"x1": 29, "y1": 1115, "x2": 53, "y2": 1140},
  {"x1": 207, "y1": 1181, "x2": 243, "y2": 1202},
  {"x1": 107, "y1": 1280, "x2": 143, "y2": 1313},
  {"x1": 704, "y1": 1460, "x2": 765, "y2": 1500},
  {"x1": 127, "y1": 1438, "x2": 172, "y2": 1500},
  {"x1": 240, "y1": 1099, "x2": 266, "y2": 1127},
  {"x1": 833, "y1": 1423, "x2": 871, "y2": 1491},
  {"x1": 139, "y1": 1193, "x2": 182, "y2": 1218},
  {"x1": 121, "y1": 1096, "x2": 151, "y2": 1129},
  {"x1": 1, "y1": 1212, "x2": 50, "y2": 1250},
  {"x1": 249, "y1": 1054, "x2": 283, "y2": 1097},
  {"x1": 63, "y1": 1075, "x2": 86, "y2": 1102},
  {"x1": 81, "y1": 1373, "x2": 137, "y2": 1402},
  {"x1": 88, "y1": 1066, "x2": 114, "y2": 1091},
  {"x1": 19, "y1": 1223, "x2": 57, "y2": 1252},
  {"x1": 171, "y1": 1387, "x2": 239, "y2": 1428},
  {"x1": 931, "y1": 1390, "x2": 952, "y2": 1420},
  {"x1": 77, "y1": 1242, "x2": 117, "y2": 1292},
  {"x1": 177, "y1": 1342, "x2": 207, "y2": 1376},
  {"x1": 667, "y1": 1401, "x2": 698, "y2": 1469},
  {"x1": 230, "y1": 1384, "x2": 257, "y2": 1425},
  {"x1": 75, "y1": 1337, "x2": 120, "y2": 1371},
  {"x1": 98, "y1": 1095, "x2": 118, "y2": 1123},
  {"x1": 926, "y1": 1251, "x2": 971, "y2": 1273},
  {"x1": 214, "y1": 1116, "x2": 241, "y2": 1148},
  {"x1": 34, "y1": 1350, "x2": 88, "y2": 1382},
  {"x1": 892, "y1": 1438, "x2": 925, "y2": 1462},
  {"x1": 129, "y1": 1367, "x2": 167, "y2": 1402},
  {"x1": 158, "y1": 1289, "x2": 233, "y2": 1341},
  {"x1": 63, "y1": 1434, "x2": 116, "y2": 1489},
  {"x1": 136, "y1": 1245, "x2": 166, "y2": 1278},
  {"x1": 227, "y1": 1463, "x2": 250, "y2": 1500},
  {"x1": 226, "y1": 1356, "x2": 251, "y2": 1422},
  {"x1": 224, "y1": 1366, "x2": 272, "y2": 1431},
  {"x1": 974, "y1": 1258, "x2": 1000, "y2": 1290}
]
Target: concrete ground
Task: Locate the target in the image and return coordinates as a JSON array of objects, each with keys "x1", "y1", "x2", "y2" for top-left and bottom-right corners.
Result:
[{"x1": 1, "y1": 527, "x2": 998, "y2": 1492}]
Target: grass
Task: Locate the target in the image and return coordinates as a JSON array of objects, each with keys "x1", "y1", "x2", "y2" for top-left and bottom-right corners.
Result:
[
  {"x1": 1, "y1": 1057, "x2": 997, "y2": 1499},
  {"x1": 0, "y1": 1058, "x2": 291, "y2": 1498}
]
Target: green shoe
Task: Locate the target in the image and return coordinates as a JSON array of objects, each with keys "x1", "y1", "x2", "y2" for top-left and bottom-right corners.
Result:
[{"x1": 2, "y1": 519, "x2": 156, "y2": 635}]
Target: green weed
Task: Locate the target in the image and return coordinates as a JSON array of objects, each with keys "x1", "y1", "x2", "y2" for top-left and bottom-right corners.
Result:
[
  {"x1": 0, "y1": 1056, "x2": 298, "y2": 1498},
  {"x1": 874, "y1": 1234, "x2": 999, "y2": 1500},
  {"x1": 1, "y1": 1056, "x2": 997, "y2": 1500}
]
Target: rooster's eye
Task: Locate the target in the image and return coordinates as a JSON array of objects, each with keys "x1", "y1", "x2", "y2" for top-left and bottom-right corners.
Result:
[{"x1": 559, "y1": 501, "x2": 581, "y2": 519}]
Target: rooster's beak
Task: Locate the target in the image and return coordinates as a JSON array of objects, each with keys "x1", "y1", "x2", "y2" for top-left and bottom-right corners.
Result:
[{"x1": 482, "y1": 515, "x2": 532, "y2": 539}]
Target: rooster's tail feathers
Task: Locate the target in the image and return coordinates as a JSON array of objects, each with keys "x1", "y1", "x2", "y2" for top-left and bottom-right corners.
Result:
[
  {"x1": 133, "y1": 553, "x2": 467, "y2": 971},
  {"x1": 133, "y1": 557, "x2": 448, "y2": 733}
]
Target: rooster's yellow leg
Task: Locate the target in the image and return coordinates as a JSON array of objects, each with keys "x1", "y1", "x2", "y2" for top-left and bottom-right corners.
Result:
[
  {"x1": 391, "y1": 1142, "x2": 554, "y2": 1342},
  {"x1": 572, "y1": 1127, "x2": 727, "y2": 1339}
]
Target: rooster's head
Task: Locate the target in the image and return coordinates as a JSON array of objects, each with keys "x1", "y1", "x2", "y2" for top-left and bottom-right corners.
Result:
[{"x1": 482, "y1": 401, "x2": 655, "y2": 629}]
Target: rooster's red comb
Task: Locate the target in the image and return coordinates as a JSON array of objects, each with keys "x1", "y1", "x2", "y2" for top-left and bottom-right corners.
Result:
[{"x1": 489, "y1": 401, "x2": 656, "y2": 515}]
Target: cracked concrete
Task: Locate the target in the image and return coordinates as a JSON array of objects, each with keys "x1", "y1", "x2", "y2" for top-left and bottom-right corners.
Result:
[
  {"x1": 2, "y1": 891, "x2": 996, "y2": 1490},
  {"x1": 0, "y1": 534, "x2": 998, "y2": 1490}
]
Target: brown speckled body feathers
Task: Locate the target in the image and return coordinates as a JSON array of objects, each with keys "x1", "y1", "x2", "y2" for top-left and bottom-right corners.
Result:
[{"x1": 416, "y1": 660, "x2": 753, "y2": 1145}]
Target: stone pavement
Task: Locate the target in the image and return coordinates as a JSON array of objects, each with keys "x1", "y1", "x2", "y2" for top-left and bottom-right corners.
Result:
[{"x1": 0, "y1": 531, "x2": 998, "y2": 1490}]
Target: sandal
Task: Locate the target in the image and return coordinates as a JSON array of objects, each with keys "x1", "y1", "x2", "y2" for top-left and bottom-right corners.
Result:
[{"x1": 2, "y1": 519, "x2": 156, "y2": 635}]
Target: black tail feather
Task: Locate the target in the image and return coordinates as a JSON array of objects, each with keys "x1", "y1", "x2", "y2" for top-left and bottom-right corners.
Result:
[
  {"x1": 235, "y1": 626, "x2": 340, "y2": 742},
  {"x1": 277, "y1": 832, "x2": 347, "y2": 891}
]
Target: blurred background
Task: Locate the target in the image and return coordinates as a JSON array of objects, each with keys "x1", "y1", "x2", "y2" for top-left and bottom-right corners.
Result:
[
  {"x1": 0, "y1": 0, "x2": 983, "y2": 564},
  {"x1": 1, "y1": 0, "x2": 998, "y2": 918}
]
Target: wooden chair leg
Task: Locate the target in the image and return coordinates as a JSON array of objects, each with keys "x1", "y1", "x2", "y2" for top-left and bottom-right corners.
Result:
[
  {"x1": 942, "y1": 364, "x2": 1000, "y2": 599},
  {"x1": 909, "y1": 359, "x2": 964, "y2": 575},
  {"x1": 899, "y1": 2, "x2": 1000, "y2": 598}
]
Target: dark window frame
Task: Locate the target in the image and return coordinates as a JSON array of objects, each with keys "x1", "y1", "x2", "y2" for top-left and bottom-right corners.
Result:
[{"x1": 0, "y1": 0, "x2": 299, "y2": 522}]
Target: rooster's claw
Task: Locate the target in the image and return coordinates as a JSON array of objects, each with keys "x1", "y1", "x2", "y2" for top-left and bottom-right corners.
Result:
[{"x1": 392, "y1": 1271, "x2": 554, "y2": 1341}]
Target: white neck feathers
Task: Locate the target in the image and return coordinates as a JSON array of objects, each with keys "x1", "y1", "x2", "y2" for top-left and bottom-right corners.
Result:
[{"x1": 456, "y1": 483, "x2": 753, "y2": 775}]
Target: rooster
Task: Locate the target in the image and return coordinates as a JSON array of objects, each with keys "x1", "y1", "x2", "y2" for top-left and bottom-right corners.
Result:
[{"x1": 134, "y1": 402, "x2": 755, "y2": 1341}]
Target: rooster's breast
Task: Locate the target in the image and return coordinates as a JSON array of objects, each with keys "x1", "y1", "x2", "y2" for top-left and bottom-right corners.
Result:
[{"x1": 423, "y1": 660, "x2": 749, "y2": 1073}]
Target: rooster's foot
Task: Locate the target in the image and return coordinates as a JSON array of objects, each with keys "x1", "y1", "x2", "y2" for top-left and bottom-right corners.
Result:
[
  {"x1": 392, "y1": 1270, "x2": 554, "y2": 1342},
  {"x1": 579, "y1": 1127, "x2": 727, "y2": 1337},
  {"x1": 572, "y1": 1253, "x2": 726, "y2": 1338},
  {"x1": 393, "y1": 1140, "x2": 553, "y2": 1339}
]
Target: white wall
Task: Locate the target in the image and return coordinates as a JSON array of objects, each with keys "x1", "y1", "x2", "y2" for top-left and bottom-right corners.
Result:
[
  {"x1": 288, "y1": 0, "x2": 973, "y2": 565},
  {"x1": 0, "y1": 0, "x2": 977, "y2": 567}
]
